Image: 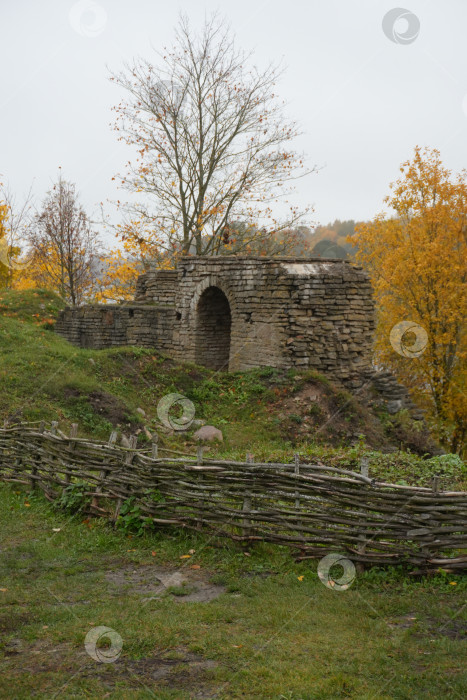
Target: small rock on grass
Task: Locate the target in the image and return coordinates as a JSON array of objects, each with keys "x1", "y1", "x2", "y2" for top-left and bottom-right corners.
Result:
[{"x1": 193, "y1": 425, "x2": 223, "y2": 442}]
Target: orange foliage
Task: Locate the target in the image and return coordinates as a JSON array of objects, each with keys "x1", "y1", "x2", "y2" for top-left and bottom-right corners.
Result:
[{"x1": 353, "y1": 147, "x2": 467, "y2": 454}]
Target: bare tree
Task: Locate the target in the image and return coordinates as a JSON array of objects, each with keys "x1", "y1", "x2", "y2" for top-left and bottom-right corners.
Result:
[
  {"x1": 28, "y1": 174, "x2": 101, "y2": 305},
  {"x1": 111, "y1": 13, "x2": 315, "y2": 258}
]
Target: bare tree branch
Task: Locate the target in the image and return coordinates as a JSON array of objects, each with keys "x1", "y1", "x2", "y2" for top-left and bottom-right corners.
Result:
[
  {"x1": 27, "y1": 174, "x2": 101, "y2": 305},
  {"x1": 110, "y1": 13, "x2": 316, "y2": 259}
]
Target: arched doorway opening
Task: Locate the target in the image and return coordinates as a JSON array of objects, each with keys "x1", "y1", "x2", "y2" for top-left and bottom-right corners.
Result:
[{"x1": 195, "y1": 286, "x2": 231, "y2": 370}]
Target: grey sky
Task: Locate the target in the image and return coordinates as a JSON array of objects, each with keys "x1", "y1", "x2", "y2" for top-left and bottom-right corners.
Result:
[{"x1": 1, "y1": 0, "x2": 467, "y2": 245}]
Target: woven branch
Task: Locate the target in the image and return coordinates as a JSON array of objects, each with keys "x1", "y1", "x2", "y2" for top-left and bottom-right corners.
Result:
[{"x1": 0, "y1": 424, "x2": 465, "y2": 569}]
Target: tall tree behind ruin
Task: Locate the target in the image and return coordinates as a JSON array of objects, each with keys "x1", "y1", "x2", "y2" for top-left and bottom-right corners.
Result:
[
  {"x1": 27, "y1": 174, "x2": 101, "y2": 306},
  {"x1": 353, "y1": 147, "x2": 467, "y2": 455},
  {"x1": 111, "y1": 14, "x2": 314, "y2": 259}
]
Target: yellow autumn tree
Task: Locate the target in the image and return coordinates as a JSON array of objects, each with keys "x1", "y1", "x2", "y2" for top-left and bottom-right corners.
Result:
[
  {"x1": 0, "y1": 203, "x2": 9, "y2": 287},
  {"x1": 93, "y1": 247, "x2": 142, "y2": 303},
  {"x1": 91, "y1": 220, "x2": 178, "y2": 303},
  {"x1": 0, "y1": 183, "x2": 35, "y2": 289},
  {"x1": 0, "y1": 200, "x2": 27, "y2": 288},
  {"x1": 353, "y1": 146, "x2": 467, "y2": 455}
]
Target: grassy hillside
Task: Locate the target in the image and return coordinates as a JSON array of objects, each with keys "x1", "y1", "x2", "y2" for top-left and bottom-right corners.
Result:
[{"x1": 0, "y1": 288, "x2": 465, "y2": 488}]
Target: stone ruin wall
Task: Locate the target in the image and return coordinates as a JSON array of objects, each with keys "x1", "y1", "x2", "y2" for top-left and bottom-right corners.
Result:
[{"x1": 55, "y1": 256, "x2": 376, "y2": 390}]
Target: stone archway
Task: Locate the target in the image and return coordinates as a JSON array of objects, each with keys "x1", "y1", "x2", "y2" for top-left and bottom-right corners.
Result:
[{"x1": 195, "y1": 286, "x2": 232, "y2": 370}]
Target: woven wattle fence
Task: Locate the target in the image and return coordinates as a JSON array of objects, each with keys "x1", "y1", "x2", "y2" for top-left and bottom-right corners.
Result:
[{"x1": 0, "y1": 423, "x2": 466, "y2": 570}]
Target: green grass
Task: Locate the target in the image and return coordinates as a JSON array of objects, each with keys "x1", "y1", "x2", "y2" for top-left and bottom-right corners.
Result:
[
  {"x1": 1, "y1": 288, "x2": 465, "y2": 489},
  {"x1": 0, "y1": 484, "x2": 466, "y2": 699},
  {"x1": 1, "y1": 290, "x2": 466, "y2": 697}
]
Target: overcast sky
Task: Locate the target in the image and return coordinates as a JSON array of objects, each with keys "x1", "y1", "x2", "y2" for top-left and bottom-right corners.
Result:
[{"x1": 2, "y1": 0, "x2": 467, "y2": 244}]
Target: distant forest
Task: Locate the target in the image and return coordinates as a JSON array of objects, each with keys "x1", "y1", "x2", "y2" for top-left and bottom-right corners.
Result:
[
  {"x1": 308, "y1": 219, "x2": 359, "y2": 259},
  {"x1": 270, "y1": 220, "x2": 360, "y2": 260}
]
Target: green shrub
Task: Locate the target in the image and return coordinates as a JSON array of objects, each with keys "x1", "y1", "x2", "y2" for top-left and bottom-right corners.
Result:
[
  {"x1": 55, "y1": 482, "x2": 90, "y2": 514},
  {"x1": 116, "y1": 496, "x2": 153, "y2": 536}
]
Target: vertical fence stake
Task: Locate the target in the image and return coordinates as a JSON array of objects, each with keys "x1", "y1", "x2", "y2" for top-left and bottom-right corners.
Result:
[
  {"x1": 242, "y1": 453, "x2": 254, "y2": 540},
  {"x1": 151, "y1": 433, "x2": 159, "y2": 459},
  {"x1": 30, "y1": 422, "x2": 45, "y2": 492},
  {"x1": 65, "y1": 423, "x2": 78, "y2": 485},
  {"x1": 114, "y1": 435, "x2": 137, "y2": 522},
  {"x1": 91, "y1": 430, "x2": 118, "y2": 513},
  {"x1": 294, "y1": 453, "x2": 304, "y2": 542},
  {"x1": 360, "y1": 456, "x2": 369, "y2": 479},
  {"x1": 196, "y1": 444, "x2": 205, "y2": 530},
  {"x1": 356, "y1": 456, "x2": 370, "y2": 573},
  {"x1": 196, "y1": 444, "x2": 204, "y2": 465},
  {"x1": 294, "y1": 453, "x2": 300, "y2": 509}
]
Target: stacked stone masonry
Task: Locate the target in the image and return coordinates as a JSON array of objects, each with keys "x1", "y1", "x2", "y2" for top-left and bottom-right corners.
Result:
[{"x1": 56, "y1": 256, "x2": 378, "y2": 390}]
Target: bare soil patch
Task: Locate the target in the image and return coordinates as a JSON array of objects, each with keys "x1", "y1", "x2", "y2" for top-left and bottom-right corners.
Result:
[
  {"x1": 3, "y1": 639, "x2": 220, "y2": 698},
  {"x1": 104, "y1": 563, "x2": 226, "y2": 602},
  {"x1": 276, "y1": 379, "x2": 388, "y2": 448},
  {"x1": 387, "y1": 613, "x2": 467, "y2": 640}
]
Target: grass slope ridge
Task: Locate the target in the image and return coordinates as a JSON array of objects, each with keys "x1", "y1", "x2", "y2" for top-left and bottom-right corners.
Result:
[{"x1": 0, "y1": 288, "x2": 465, "y2": 488}]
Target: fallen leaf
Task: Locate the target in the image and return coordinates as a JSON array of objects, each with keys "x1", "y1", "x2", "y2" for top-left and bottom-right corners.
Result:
[
  {"x1": 232, "y1": 644, "x2": 243, "y2": 648},
  {"x1": 188, "y1": 549, "x2": 195, "y2": 554},
  {"x1": 297, "y1": 575, "x2": 304, "y2": 582},
  {"x1": 449, "y1": 582, "x2": 457, "y2": 585},
  {"x1": 52, "y1": 528, "x2": 61, "y2": 532},
  {"x1": 243, "y1": 552, "x2": 251, "y2": 557},
  {"x1": 190, "y1": 564, "x2": 201, "y2": 570},
  {"x1": 151, "y1": 551, "x2": 157, "y2": 557},
  {"x1": 0, "y1": 588, "x2": 7, "y2": 592},
  {"x1": 180, "y1": 555, "x2": 191, "y2": 559},
  {"x1": 42, "y1": 625, "x2": 48, "y2": 629},
  {"x1": 127, "y1": 549, "x2": 137, "y2": 552},
  {"x1": 24, "y1": 503, "x2": 31, "y2": 507}
]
